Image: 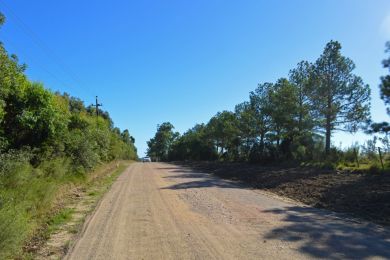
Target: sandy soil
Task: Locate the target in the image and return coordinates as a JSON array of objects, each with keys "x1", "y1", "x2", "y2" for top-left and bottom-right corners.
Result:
[
  {"x1": 66, "y1": 162, "x2": 390, "y2": 260},
  {"x1": 176, "y1": 161, "x2": 390, "y2": 226}
]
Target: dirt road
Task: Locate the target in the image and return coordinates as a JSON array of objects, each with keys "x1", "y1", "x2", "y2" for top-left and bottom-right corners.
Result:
[{"x1": 66, "y1": 163, "x2": 390, "y2": 259}]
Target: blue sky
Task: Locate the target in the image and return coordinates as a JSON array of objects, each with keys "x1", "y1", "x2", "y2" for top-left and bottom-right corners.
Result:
[{"x1": 0, "y1": 0, "x2": 389, "y2": 156}]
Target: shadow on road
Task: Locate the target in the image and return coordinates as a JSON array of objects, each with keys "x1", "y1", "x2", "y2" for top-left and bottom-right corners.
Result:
[
  {"x1": 160, "y1": 165, "x2": 243, "y2": 190},
  {"x1": 156, "y1": 167, "x2": 182, "y2": 171},
  {"x1": 264, "y1": 206, "x2": 390, "y2": 259},
  {"x1": 158, "y1": 163, "x2": 390, "y2": 258},
  {"x1": 161, "y1": 176, "x2": 238, "y2": 190}
]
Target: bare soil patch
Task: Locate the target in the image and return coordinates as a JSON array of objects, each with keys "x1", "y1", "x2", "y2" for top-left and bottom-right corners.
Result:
[{"x1": 175, "y1": 161, "x2": 390, "y2": 226}]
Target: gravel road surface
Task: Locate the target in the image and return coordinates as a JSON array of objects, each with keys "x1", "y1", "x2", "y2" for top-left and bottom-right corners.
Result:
[{"x1": 66, "y1": 162, "x2": 390, "y2": 259}]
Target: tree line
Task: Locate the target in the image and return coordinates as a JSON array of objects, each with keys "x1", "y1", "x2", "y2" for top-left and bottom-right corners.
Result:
[
  {"x1": 0, "y1": 13, "x2": 138, "y2": 257},
  {"x1": 148, "y1": 40, "x2": 390, "y2": 164},
  {"x1": 0, "y1": 15, "x2": 137, "y2": 172}
]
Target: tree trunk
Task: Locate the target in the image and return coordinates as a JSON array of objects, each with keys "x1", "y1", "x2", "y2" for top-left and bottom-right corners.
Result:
[
  {"x1": 325, "y1": 98, "x2": 332, "y2": 155},
  {"x1": 246, "y1": 138, "x2": 250, "y2": 159},
  {"x1": 276, "y1": 130, "x2": 280, "y2": 159},
  {"x1": 260, "y1": 132, "x2": 265, "y2": 156},
  {"x1": 325, "y1": 121, "x2": 331, "y2": 154},
  {"x1": 298, "y1": 92, "x2": 303, "y2": 132}
]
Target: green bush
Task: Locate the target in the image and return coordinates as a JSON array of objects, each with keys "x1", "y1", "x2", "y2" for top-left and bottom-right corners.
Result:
[
  {"x1": 0, "y1": 14, "x2": 138, "y2": 258},
  {"x1": 342, "y1": 146, "x2": 359, "y2": 164},
  {"x1": 65, "y1": 129, "x2": 100, "y2": 171},
  {"x1": 0, "y1": 202, "x2": 29, "y2": 259},
  {"x1": 292, "y1": 145, "x2": 306, "y2": 161}
]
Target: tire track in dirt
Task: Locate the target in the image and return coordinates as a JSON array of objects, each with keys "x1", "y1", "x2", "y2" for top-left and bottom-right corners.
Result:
[{"x1": 66, "y1": 162, "x2": 390, "y2": 260}]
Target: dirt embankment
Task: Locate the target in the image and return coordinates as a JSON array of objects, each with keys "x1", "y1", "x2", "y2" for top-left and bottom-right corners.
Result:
[{"x1": 175, "y1": 161, "x2": 390, "y2": 226}]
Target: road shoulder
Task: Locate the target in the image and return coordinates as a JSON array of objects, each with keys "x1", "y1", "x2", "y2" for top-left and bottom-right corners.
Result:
[{"x1": 33, "y1": 161, "x2": 132, "y2": 260}]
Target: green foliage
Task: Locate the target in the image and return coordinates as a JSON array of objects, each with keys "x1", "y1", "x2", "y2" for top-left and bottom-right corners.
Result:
[
  {"x1": 169, "y1": 124, "x2": 217, "y2": 161},
  {"x1": 0, "y1": 154, "x2": 59, "y2": 258},
  {"x1": 289, "y1": 60, "x2": 316, "y2": 136},
  {"x1": 0, "y1": 201, "x2": 29, "y2": 259},
  {"x1": 148, "y1": 41, "x2": 371, "y2": 164},
  {"x1": 361, "y1": 137, "x2": 379, "y2": 161},
  {"x1": 341, "y1": 145, "x2": 359, "y2": 165},
  {"x1": 234, "y1": 102, "x2": 257, "y2": 160},
  {"x1": 370, "y1": 42, "x2": 390, "y2": 134},
  {"x1": 206, "y1": 111, "x2": 240, "y2": 160},
  {"x1": 147, "y1": 122, "x2": 178, "y2": 161},
  {"x1": 311, "y1": 41, "x2": 371, "y2": 154},
  {"x1": 0, "y1": 12, "x2": 137, "y2": 258},
  {"x1": 268, "y1": 78, "x2": 299, "y2": 152},
  {"x1": 47, "y1": 208, "x2": 74, "y2": 234},
  {"x1": 3, "y1": 82, "x2": 67, "y2": 150},
  {"x1": 380, "y1": 41, "x2": 390, "y2": 114}
]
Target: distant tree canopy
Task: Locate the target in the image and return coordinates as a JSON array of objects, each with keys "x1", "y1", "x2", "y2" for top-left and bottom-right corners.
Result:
[
  {"x1": 147, "y1": 122, "x2": 178, "y2": 161},
  {"x1": 148, "y1": 40, "x2": 371, "y2": 162},
  {"x1": 381, "y1": 42, "x2": 390, "y2": 112},
  {"x1": 370, "y1": 41, "x2": 390, "y2": 134},
  {"x1": 0, "y1": 13, "x2": 137, "y2": 170}
]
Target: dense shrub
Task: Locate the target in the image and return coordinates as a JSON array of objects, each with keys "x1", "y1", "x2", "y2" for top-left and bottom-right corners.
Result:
[{"x1": 0, "y1": 13, "x2": 137, "y2": 258}]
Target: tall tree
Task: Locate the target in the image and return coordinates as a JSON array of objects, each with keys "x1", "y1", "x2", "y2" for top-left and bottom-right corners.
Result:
[
  {"x1": 249, "y1": 82, "x2": 273, "y2": 156},
  {"x1": 289, "y1": 61, "x2": 315, "y2": 133},
  {"x1": 147, "y1": 122, "x2": 178, "y2": 161},
  {"x1": 380, "y1": 41, "x2": 390, "y2": 113},
  {"x1": 169, "y1": 124, "x2": 216, "y2": 161},
  {"x1": 206, "y1": 111, "x2": 239, "y2": 160},
  {"x1": 121, "y1": 129, "x2": 135, "y2": 144},
  {"x1": 0, "y1": 45, "x2": 27, "y2": 148},
  {"x1": 312, "y1": 41, "x2": 370, "y2": 154},
  {"x1": 268, "y1": 78, "x2": 299, "y2": 147},
  {"x1": 234, "y1": 101, "x2": 257, "y2": 160},
  {"x1": 370, "y1": 42, "x2": 390, "y2": 134}
]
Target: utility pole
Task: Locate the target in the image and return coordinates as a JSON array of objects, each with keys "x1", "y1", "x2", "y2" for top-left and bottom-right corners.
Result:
[{"x1": 93, "y1": 96, "x2": 102, "y2": 117}]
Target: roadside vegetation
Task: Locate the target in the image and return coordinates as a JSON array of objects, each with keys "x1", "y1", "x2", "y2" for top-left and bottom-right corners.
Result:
[
  {"x1": 148, "y1": 40, "x2": 389, "y2": 172},
  {"x1": 147, "y1": 41, "x2": 390, "y2": 225},
  {"x1": 0, "y1": 14, "x2": 137, "y2": 259},
  {"x1": 34, "y1": 161, "x2": 131, "y2": 259}
]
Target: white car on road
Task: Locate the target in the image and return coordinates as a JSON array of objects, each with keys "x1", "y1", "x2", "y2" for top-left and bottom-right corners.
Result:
[{"x1": 142, "y1": 157, "x2": 151, "y2": 162}]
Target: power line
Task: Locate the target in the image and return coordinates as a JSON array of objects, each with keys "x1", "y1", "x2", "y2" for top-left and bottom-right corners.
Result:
[
  {"x1": 0, "y1": 0, "x2": 95, "y2": 96},
  {"x1": 2, "y1": 37, "x2": 76, "y2": 94},
  {"x1": 3, "y1": 38, "x2": 101, "y2": 111}
]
